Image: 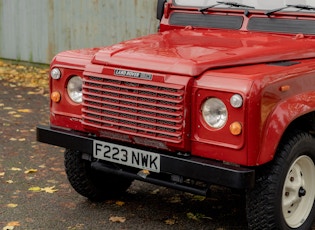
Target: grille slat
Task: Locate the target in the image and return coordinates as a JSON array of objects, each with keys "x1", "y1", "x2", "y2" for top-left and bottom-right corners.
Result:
[
  {"x1": 82, "y1": 103, "x2": 182, "y2": 124},
  {"x1": 82, "y1": 108, "x2": 181, "y2": 131},
  {"x1": 83, "y1": 89, "x2": 183, "y2": 111},
  {"x1": 82, "y1": 75, "x2": 185, "y2": 143},
  {"x1": 84, "y1": 84, "x2": 182, "y2": 105}
]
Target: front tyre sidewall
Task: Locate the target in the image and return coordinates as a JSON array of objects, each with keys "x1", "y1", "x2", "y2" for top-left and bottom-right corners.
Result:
[
  {"x1": 279, "y1": 140, "x2": 315, "y2": 229},
  {"x1": 247, "y1": 132, "x2": 315, "y2": 230},
  {"x1": 282, "y1": 155, "x2": 315, "y2": 228}
]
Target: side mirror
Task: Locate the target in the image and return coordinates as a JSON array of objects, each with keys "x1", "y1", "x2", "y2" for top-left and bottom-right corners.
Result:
[{"x1": 157, "y1": 0, "x2": 166, "y2": 21}]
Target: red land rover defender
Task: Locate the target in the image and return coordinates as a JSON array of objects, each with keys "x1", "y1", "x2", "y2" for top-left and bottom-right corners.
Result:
[{"x1": 37, "y1": 0, "x2": 315, "y2": 229}]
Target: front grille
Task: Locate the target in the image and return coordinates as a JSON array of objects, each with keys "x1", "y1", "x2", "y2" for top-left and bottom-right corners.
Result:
[{"x1": 82, "y1": 75, "x2": 185, "y2": 143}]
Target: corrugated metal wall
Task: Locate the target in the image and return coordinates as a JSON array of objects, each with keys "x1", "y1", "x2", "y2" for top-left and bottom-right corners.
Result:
[{"x1": 0, "y1": 0, "x2": 159, "y2": 64}]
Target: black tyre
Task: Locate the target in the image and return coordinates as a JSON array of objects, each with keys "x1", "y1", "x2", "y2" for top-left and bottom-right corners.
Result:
[
  {"x1": 246, "y1": 131, "x2": 315, "y2": 229},
  {"x1": 64, "y1": 149, "x2": 132, "y2": 201}
]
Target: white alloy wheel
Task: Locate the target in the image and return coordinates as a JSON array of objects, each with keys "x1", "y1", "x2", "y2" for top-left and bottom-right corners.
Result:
[{"x1": 282, "y1": 155, "x2": 315, "y2": 228}]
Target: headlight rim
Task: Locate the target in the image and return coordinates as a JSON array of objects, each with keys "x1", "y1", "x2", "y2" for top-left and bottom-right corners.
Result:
[
  {"x1": 67, "y1": 76, "x2": 83, "y2": 104},
  {"x1": 201, "y1": 97, "x2": 228, "y2": 129}
]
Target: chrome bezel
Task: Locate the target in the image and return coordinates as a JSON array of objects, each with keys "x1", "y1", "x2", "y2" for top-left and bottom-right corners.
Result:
[
  {"x1": 67, "y1": 76, "x2": 83, "y2": 103},
  {"x1": 202, "y1": 98, "x2": 228, "y2": 129}
]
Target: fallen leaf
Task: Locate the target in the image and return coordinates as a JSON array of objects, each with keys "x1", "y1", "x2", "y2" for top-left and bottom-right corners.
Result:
[
  {"x1": 186, "y1": 212, "x2": 200, "y2": 221},
  {"x1": 16, "y1": 65, "x2": 26, "y2": 70},
  {"x1": 18, "y1": 109, "x2": 32, "y2": 113},
  {"x1": 192, "y1": 195, "x2": 206, "y2": 201},
  {"x1": 28, "y1": 187, "x2": 42, "y2": 192},
  {"x1": 115, "y1": 201, "x2": 125, "y2": 206},
  {"x1": 24, "y1": 169, "x2": 38, "y2": 174},
  {"x1": 109, "y1": 216, "x2": 126, "y2": 223},
  {"x1": 165, "y1": 218, "x2": 176, "y2": 225},
  {"x1": 9, "y1": 138, "x2": 17, "y2": 141},
  {"x1": 186, "y1": 212, "x2": 210, "y2": 221},
  {"x1": 150, "y1": 189, "x2": 160, "y2": 195},
  {"x1": 18, "y1": 138, "x2": 26, "y2": 142},
  {"x1": 0, "y1": 172, "x2": 5, "y2": 177},
  {"x1": 7, "y1": 222, "x2": 20, "y2": 226},
  {"x1": 7, "y1": 204, "x2": 18, "y2": 208},
  {"x1": 3, "y1": 221, "x2": 20, "y2": 230},
  {"x1": 6, "y1": 180, "x2": 14, "y2": 184},
  {"x1": 169, "y1": 195, "x2": 181, "y2": 203},
  {"x1": 41, "y1": 186, "x2": 58, "y2": 193},
  {"x1": 10, "y1": 167, "x2": 21, "y2": 171},
  {"x1": 2, "y1": 226, "x2": 14, "y2": 230}
]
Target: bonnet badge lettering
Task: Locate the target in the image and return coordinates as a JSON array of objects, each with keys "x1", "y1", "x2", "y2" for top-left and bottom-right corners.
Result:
[{"x1": 114, "y1": 69, "x2": 153, "y2": 80}]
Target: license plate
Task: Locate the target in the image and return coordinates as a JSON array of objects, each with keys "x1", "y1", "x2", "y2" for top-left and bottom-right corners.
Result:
[{"x1": 93, "y1": 140, "x2": 160, "y2": 173}]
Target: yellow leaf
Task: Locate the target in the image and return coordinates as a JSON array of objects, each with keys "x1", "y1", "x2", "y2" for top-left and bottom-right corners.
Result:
[
  {"x1": 0, "y1": 172, "x2": 5, "y2": 177},
  {"x1": 5, "y1": 221, "x2": 20, "y2": 228},
  {"x1": 24, "y1": 169, "x2": 37, "y2": 174},
  {"x1": 41, "y1": 186, "x2": 58, "y2": 193},
  {"x1": 115, "y1": 201, "x2": 125, "y2": 206},
  {"x1": 18, "y1": 109, "x2": 32, "y2": 113},
  {"x1": 109, "y1": 216, "x2": 126, "y2": 223},
  {"x1": 6, "y1": 180, "x2": 14, "y2": 184},
  {"x1": 18, "y1": 138, "x2": 26, "y2": 142},
  {"x1": 7, "y1": 222, "x2": 20, "y2": 227},
  {"x1": 7, "y1": 204, "x2": 18, "y2": 208},
  {"x1": 28, "y1": 187, "x2": 42, "y2": 192},
  {"x1": 10, "y1": 167, "x2": 21, "y2": 171},
  {"x1": 192, "y1": 195, "x2": 206, "y2": 201}
]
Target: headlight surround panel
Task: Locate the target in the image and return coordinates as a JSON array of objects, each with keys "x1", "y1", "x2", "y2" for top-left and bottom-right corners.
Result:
[
  {"x1": 49, "y1": 67, "x2": 84, "y2": 128},
  {"x1": 194, "y1": 89, "x2": 246, "y2": 149}
]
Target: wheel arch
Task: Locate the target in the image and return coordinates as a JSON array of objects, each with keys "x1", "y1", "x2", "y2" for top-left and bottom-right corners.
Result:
[{"x1": 256, "y1": 93, "x2": 315, "y2": 165}]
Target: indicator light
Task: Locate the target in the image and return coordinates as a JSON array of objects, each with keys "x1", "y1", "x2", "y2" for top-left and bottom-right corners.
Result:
[
  {"x1": 230, "y1": 122, "x2": 242, "y2": 136},
  {"x1": 51, "y1": 91, "x2": 61, "y2": 103}
]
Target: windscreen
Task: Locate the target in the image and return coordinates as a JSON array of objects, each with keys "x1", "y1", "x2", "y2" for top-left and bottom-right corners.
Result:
[{"x1": 174, "y1": 0, "x2": 315, "y2": 10}]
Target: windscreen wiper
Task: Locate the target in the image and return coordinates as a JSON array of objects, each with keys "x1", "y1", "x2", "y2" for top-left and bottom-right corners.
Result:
[
  {"x1": 199, "y1": 1, "x2": 254, "y2": 13},
  {"x1": 266, "y1": 4, "x2": 315, "y2": 16}
]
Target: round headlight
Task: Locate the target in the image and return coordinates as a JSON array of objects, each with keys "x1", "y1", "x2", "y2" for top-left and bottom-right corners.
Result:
[
  {"x1": 51, "y1": 68, "x2": 61, "y2": 80},
  {"x1": 230, "y1": 94, "x2": 243, "y2": 108},
  {"x1": 202, "y1": 98, "x2": 228, "y2": 129},
  {"x1": 67, "y1": 76, "x2": 83, "y2": 103}
]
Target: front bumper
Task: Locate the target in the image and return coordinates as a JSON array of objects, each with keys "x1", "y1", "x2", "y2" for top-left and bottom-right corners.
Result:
[{"x1": 36, "y1": 125, "x2": 255, "y2": 195}]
